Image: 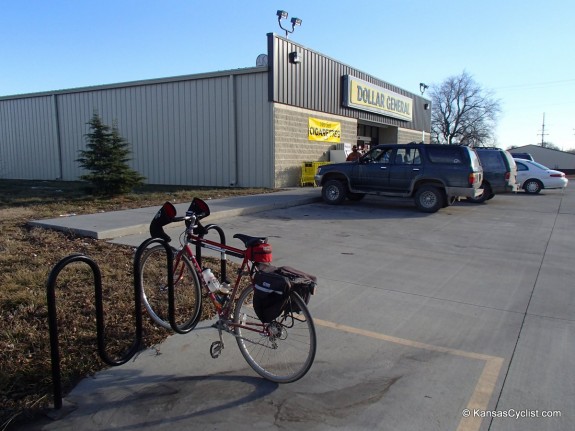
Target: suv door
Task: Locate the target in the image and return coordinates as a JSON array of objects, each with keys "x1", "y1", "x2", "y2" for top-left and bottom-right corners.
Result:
[
  {"x1": 388, "y1": 147, "x2": 422, "y2": 192},
  {"x1": 350, "y1": 147, "x2": 393, "y2": 190}
]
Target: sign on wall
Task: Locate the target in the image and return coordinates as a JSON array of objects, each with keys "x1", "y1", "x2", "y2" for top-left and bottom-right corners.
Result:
[
  {"x1": 308, "y1": 117, "x2": 341, "y2": 142},
  {"x1": 342, "y1": 75, "x2": 413, "y2": 122}
]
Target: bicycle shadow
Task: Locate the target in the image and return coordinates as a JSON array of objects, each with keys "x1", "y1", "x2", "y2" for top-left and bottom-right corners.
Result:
[{"x1": 42, "y1": 370, "x2": 278, "y2": 430}]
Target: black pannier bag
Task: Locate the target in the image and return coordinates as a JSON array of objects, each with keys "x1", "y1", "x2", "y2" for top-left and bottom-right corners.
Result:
[
  {"x1": 253, "y1": 266, "x2": 317, "y2": 322},
  {"x1": 276, "y1": 266, "x2": 317, "y2": 312},
  {"x1": 253, "y1": 270, "x2": 290, "y2": 323}
]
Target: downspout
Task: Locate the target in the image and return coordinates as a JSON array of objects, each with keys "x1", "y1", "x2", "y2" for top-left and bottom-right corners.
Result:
[
  {"x1": 229, "y1": 74, "x2": 238, "y2": 186},
  {"x1": 52, "y1": 94, "x2": 63, "y2": 180}
]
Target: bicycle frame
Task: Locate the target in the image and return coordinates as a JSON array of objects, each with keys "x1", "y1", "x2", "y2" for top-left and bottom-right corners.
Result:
[
  {"x1": 176, "y1": 224, "x2": 268, "y2": 336},
  {"x1": 146, "y1": 199, "x2": 317, "y2": 382}
]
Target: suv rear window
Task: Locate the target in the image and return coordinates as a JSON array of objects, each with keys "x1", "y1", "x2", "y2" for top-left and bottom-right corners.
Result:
[
  {"x1": 427, "y1": 147, "x2": 464, "y2": 164},
  {"x1": 478, "y1": 152, "x2": 506, "y2": 170}
]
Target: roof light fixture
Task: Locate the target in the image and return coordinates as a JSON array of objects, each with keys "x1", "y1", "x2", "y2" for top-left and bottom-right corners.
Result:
[
  {"x1": 419, "y1": 82, "x2": 429, "y2": 95},
  {"x1": 277, "y1": 10, "x2": 302, "y2": 38}
]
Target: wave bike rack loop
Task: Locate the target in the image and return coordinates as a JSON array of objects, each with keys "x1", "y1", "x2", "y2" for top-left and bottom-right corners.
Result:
[
  {"x1": 45, "y1": 238, "x2": 175, "y2": 411},
  {"x1": 193, "y1": 223, "x2": 233, "y2": 283}
]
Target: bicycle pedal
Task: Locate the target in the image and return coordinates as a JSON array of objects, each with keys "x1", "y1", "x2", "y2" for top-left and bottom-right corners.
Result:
[{"x1": 210, "y1": 341, "x2": 223, "y2": 359}]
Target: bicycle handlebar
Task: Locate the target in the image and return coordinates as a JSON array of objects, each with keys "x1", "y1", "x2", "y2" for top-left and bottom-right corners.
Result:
[{"x1": 149, "y1": 198, "x2": 211, "y2": 243}]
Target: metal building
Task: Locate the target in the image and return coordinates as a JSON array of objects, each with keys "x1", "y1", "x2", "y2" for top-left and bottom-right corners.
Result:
[
  {"x1": 510, "y1": 145, "x2": 575, "y2": 174},
  {"x1": 0, "y1": 33, "x2": 431, "y2": 188}
]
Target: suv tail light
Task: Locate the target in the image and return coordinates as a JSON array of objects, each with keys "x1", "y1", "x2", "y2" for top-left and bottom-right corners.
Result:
[
  {"x1": 469, "y1": 173, "x2": 480, "y2": 186},
  {"x1": 505, "y1": 172, "x2": 510, "y2": 181}
]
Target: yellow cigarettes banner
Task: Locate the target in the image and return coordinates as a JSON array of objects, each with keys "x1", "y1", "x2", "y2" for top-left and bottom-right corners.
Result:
[{"x1": 308, "y1": 117, "x2": 341, "y2": 142}]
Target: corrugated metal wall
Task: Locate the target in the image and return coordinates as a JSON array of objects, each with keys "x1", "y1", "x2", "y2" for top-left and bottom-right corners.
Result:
[
  {"x1": 0, "y1": 95, "x2": 61, "y2": 179},
  {"x1": 0, "y1": 69, "x2": 273, "y2": 187},
  {"x1": 267, "y1": 33, "x2": 431, "y2": 133}
]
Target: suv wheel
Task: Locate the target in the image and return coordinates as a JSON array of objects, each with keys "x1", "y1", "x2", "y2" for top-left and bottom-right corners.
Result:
[
  {"x1": 322, "y1": 180, "x2": 347, "y2": 204},
  {"x1": 523, "y1": 179, "x2": 543, "y2": 194},
  {"x1": 414, "y1": 185, "x2": 444, "y2": 213},
  {"x1": 467, "y1": 183, "x2": 492, "y2": 204}
]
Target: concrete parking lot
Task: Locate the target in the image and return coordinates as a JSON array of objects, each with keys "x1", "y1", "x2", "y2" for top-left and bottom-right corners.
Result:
[{"x1": 35, "y1": 186, "x2": 574, "y2": 431}]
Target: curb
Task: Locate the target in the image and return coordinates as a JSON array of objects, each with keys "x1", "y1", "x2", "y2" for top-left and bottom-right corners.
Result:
[{"x1": 29, "y1": 193, "x2": 322, "y2": 240}]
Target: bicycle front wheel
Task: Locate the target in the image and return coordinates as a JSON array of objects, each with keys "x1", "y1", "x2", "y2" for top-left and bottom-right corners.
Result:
[
  {"x1": 234, "y1": 287, "x2": 317, "y2": 383},
  {"x1": 139, "y1": 245, "x2": 202, "y2": 332}
]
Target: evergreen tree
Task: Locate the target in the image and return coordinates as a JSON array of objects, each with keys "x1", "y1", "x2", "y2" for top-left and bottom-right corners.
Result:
[{"x1": 77, "y1": 112, "x2": 145, "y2": 195}]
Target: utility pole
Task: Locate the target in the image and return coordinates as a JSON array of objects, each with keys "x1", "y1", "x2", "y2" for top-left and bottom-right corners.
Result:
[{"x1": 537, "y1": 113, "x2": 549, "y2": 146}]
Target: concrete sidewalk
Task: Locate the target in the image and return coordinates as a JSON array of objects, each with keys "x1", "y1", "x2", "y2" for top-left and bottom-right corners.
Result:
[{"x1": 28, "y1": 187, "x2": 322, "y2": 240}]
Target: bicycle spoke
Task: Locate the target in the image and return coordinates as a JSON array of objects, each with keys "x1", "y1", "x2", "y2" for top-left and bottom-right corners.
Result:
[{"x1": 139, "y1": 245, "x2": 202, "y2": 331}]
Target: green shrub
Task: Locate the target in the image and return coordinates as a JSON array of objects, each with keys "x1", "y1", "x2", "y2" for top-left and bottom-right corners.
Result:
[{"x1": 77, "y1": 112, "x2": 145, "y2": 195}]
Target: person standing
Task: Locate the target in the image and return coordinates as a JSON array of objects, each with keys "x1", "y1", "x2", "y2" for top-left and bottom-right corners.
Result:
[{"x1": 346, "y1": 145, "x2": 361, "y2": 162}]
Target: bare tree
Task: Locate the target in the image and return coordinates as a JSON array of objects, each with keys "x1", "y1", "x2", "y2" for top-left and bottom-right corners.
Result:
[
  {"x1": 430, "y1": 71, "x2": 501, "y2": 146},
  {"x1": 541, "y1": 141, "x2": 560, "y2": 150}
]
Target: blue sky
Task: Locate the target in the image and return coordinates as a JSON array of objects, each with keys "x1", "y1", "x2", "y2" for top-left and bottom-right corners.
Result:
[{"x1": 2, "y1": 0, "x2": 574, "y2": 150}]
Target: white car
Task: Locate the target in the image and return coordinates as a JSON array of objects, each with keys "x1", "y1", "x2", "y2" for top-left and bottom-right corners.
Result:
[{"x1": 514, "y1": 159, "x2": 569, "y2": 194}]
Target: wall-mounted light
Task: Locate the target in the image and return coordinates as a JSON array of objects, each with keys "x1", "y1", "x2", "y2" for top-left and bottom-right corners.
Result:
[
  {"x1": 424, "y1": 103, "x2": 430, "y2": 110},
  {"x1": 289, "y1": 51, "x2": 302, "y2": 64},
  {"x1": 419, "y1": 82, "x2": 429, "y2": 95},
  {"x1": 277, "y1": 10, "x2": 302, "y2": 38}
]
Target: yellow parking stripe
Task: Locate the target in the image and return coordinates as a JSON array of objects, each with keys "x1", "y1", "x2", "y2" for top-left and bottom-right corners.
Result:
[{"x1": 314, "y1": 318, "x2": 504, "y2": 431}]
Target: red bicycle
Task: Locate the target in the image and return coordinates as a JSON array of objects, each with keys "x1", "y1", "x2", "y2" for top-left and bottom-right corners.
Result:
[{"x1": 138, "y1": 198, "x2": 317, "y2": 383}]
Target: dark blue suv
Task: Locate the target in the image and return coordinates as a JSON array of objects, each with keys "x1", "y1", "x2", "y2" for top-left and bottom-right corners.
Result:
[
  {"x1": 468, "y1": 148, "x2": 518, "y2": 203},
  {"x1": 315, "y1": 143, "x2": 483, "y2": 213}
]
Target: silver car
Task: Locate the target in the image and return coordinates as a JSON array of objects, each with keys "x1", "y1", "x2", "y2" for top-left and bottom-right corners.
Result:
[{"x1": 514, "y1": 159, "x2": 569, "y2": 194}]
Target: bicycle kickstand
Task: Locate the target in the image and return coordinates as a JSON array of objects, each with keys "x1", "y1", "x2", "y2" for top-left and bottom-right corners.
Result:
[{"x1": 209, "y1": 320, "x2": 225, "y2": 359}]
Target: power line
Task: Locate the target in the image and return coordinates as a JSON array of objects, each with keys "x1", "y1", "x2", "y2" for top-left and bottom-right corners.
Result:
[{"x1": 494, "y1": 78, "x2": 575, "y2": 91}]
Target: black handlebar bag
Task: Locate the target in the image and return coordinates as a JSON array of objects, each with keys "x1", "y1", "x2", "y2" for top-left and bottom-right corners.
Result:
[{"x1": 253, "y1": 271, "x2": 290, "y2": 323}]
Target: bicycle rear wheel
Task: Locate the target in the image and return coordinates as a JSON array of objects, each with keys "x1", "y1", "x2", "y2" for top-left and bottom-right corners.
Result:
[
  {"x1": 139, "y1": 245, "x2": 202, "y2": 331},
  {"x1": 234, "y1": 287, "x2": 316, "y2": 383}
]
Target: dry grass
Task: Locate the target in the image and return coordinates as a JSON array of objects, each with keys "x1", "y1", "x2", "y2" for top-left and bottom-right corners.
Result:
[{"x1": 0, "y1": 180, "x2": 274, "y2": 430}]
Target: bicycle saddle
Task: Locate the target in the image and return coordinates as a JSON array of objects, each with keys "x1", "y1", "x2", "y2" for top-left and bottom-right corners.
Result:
[{"x1": 233, "y1": 233, "x2": 268, "y2": 247}]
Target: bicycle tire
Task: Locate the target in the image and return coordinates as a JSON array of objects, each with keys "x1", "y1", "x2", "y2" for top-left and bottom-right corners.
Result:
[
  {"x1": 139, "y1": 245, "x2": 202, "y2": 331},
  {"x1": 234, "y1": 287, "x2": 316, "y2": 383}
]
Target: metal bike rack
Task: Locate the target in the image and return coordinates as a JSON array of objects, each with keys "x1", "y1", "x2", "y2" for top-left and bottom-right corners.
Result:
[
  {"x1": 194, "y1": 223, "x2": 228, "y2": 283},
  {"x1": 133, "y1": 238, "x2": 194, "y2": 336},
  {"x1": 45, "y1": 238, "x2": 166, "y2": 410}
]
